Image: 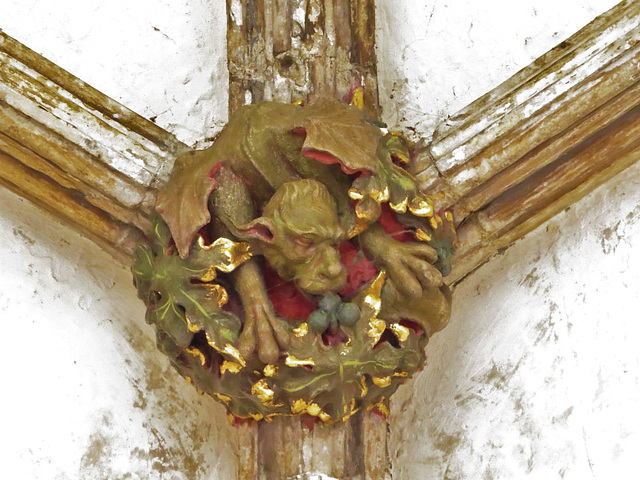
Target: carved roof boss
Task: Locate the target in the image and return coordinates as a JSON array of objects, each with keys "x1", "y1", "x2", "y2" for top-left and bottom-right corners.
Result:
[{"x1": 132, "y1": 97, "x2": 456, "y2": 423}]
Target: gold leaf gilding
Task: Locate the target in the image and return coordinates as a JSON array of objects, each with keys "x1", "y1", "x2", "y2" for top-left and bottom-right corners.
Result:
[
  {"x1": 364, "y1": 271, "x2": 387, "y2": 345},
  {"x1": 342, "y1": 398, "x2": 358, "y2": 421},
  {"x1": 350, "y1": 87, "x2": 364, "y2": 110},
  {"x1": 285, "y1": 355, "x2": 315, "y2": 368},
  {"x1": 214, "y1": 393, "x2": 232, "y2": 404},
  {"x1": 389, "y1": 323, "x2": 410, "y2": 342},
  {"x1": 185, "y1": 347, "x2": 206, "y2": 366},
  {"x1": 291, "y1": 399, "x2": 309, "y2": 414},
  {"x1": 395, "y1": 152, "x2": 410, "y2": 164},
  {"x1": 198, "y1": 237, "x2": 252, "y2": 281},
  {"x1": 292, "y1": 322, "x2": 308, "y2": 337},
  {"x1": 389, "y1": 197, "x2": 409, "y2": 213},
  {"x1": 220, "y1": 360, "x2": 243, "y2": 375},
  {"x1": 367, "y1": 319, "x2": 386, "y2": 346},
  {"x1": 318, "y1": 411, "x2": 332, "y2": 424},
  {"x1": 203, "y1": 283, "x2": 229, "y2": 308},
  {"x1": 409, "y1": 197, "x2": 434, "y2": 217},
  {"x1": 185, "y1": 315, "x2": 201, "y2": 333},
  {"x1": 430, "y1": 214, "x2": 443, "y2": 230},
  {"x1": 348, "y1": 187, "x2": 364, "y2": 200},
  {"x1": 364, "y1": 270, "x2": 386, "y2": 315},
  {"x1": 349, "y1": 199, "x2": 376, "y2": 238},
  {"x1": 415, "y1": 228, "x2": 432, "y2": 242},
  {"x1": 372, "y1": 399, "x2": 390, "y2": 417},
  {"x1": 263, "y1": 364, "x2": 278, "y2": 377},
  {"x1": 205, "y1": 331, "x2": 217, "y2": 350},
  {"x1": 360, "y1": 375, "x2": 369, "y2": 397},
  {"x1": 252, "y1": 379, "x2": 276, "y2": 405},
  {"x1": 222, "y1": 344, "x2": 246, "y2": 367},
  {"x1": 306, "y1": 403, "x2": 322, "y2": 416},
  {"x1": 369, "y1": 186, "x2": 390, "y2": 203},
  {"x1": 372, "y1": 376, "x2": 392, "y2": 388}
]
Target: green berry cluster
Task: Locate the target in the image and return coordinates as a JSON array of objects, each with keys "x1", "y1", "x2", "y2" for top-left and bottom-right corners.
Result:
[{"x1": 308, "y1": 293, "x2": 360, "y2": 333}]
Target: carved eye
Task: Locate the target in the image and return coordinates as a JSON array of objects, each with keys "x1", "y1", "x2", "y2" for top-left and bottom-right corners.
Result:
[{"x1": 294, "y1": 236, "x2": 313, "y2": 247}]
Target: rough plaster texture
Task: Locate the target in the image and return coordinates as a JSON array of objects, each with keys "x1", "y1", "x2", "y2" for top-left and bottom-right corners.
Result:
[
  {"x1": 376, "y1": 0, "x2": 620, "y2": 142},
  {"x1": 390, "y1": 161, "x2": 640, "y2": 478},
  {"x1": 1, "y1": 0, "x2": 228, "y2": 147},
  {"x1": 0, "y1": 188, "x2": 237, "y2": 480}
]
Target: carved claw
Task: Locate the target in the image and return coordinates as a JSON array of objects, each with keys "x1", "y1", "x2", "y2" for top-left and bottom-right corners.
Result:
[
  {"x1": 238, "y1": 293, "x2": 290, "y2": 364},
  {"x1": 382, "y1": 241, "x2": 443, "y2": 298},
  {"x1": 233, "y1": 259, "x2": 290, "y2": 364}
]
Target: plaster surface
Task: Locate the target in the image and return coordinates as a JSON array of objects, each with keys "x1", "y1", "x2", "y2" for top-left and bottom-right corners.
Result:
[
  {"x1": 376, "y1": 0, "x2": 620, "y2": 142},
  {"x1": 390, "y1": 156, "x2": 640, "y2": 478},
  {"x1": 0, "y1": 187, "x2": 237, "y2": 480},
  {"x1": 1, "y1": 0, "x2": 228, "y2": 147}
]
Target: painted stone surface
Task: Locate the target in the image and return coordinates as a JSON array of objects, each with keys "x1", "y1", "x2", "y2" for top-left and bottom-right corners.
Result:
[{"x1": 132, "y1": 98, "x2": 455, "y2": 423}]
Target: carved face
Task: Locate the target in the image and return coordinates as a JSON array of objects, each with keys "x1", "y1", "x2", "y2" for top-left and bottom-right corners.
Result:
[
  {"x1": 263, "y1": 224, "x2": 347, "y2": 294},
  {"x1": 236, "y1": 179, "x2": 348, "y2": 294}
]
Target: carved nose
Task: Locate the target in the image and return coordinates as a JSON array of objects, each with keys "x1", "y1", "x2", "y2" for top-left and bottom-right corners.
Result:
[{"x1": 326, "y1": 262, "x2": 344, "y2": 278}]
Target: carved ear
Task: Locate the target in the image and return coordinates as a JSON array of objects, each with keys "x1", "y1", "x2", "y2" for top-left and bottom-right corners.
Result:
[{"x1": 231, "y1": 217, "x2": 276, "y2": 244}]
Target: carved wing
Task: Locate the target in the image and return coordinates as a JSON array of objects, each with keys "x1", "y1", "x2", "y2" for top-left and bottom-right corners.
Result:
[
  {"x1": 156, "y1": 148, "x2": 220, "y2": 258},
  {"x1": 301, "y1": 97, "x2": 383, "y2": 174}
]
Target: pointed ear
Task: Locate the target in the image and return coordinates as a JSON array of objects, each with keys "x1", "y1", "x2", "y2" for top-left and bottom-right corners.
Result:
[{"x1": 231, "y1": 217, "x2": 276, "y2": 244}]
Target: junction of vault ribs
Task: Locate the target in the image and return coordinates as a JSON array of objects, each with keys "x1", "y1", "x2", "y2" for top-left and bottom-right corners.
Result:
[{"x1": 1, "y1": 0, "x2": 639, "y2": 478}]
